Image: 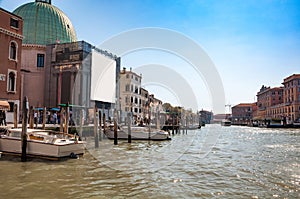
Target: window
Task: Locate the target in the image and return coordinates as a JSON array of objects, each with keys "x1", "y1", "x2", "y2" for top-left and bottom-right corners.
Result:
[
  {"x1": 10, "y1": 18, "x2": 19, "y2": 29},
  {"x1": 37, "y1": 54, "x2": 45, "y2": 67},
  {"x1": 126, "y1": 74, "x2": 129, "y2": 78},
  {"x1": 125, "y1": 84, "x2": 129, "y2": 92},
  {"x1": 7, "y1": 71, "x2": 16, "y2": 92},
  {"x1": 9, "y1": 41, "x2": 17, "y2": 60}
]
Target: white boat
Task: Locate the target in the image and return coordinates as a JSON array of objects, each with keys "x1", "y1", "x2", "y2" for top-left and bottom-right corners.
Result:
[
  {"x1": 104, "y1": 125, "x2": 171, "y2": 141},
  {"x1": 221, "y1": 119, "x2": 231, "y2": 126},
  {"x1": 0, "y1": 128, "x2": 85, "y2": 159},
  {"x1": 292, "y1": 119, "x2": 300, "y2": 128}
]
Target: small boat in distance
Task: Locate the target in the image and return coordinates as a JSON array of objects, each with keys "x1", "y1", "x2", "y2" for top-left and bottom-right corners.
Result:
[
  {"x1": 0, "y1": 128, "x2": 85, "y2": 160},
  {"x1": 221, "y1": 119, "x2": 231, "y2": 126},
  {"x1": 104, "y1": 125, "x2": 171, "y2": 141}
]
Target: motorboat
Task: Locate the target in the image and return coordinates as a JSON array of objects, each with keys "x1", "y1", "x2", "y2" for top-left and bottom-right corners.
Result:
[
  {"x1": 292, "y1": 118, "x2": 300, "y2": 128},
  {"x1": 0, "y1": 128, "x2": 85, "y2": 159},
  {"x1": 104, "y1": 125, "x2": 171, "y2": 141},
  {"x1": 221, "y1": 119, "x2": 231, "y2": 126}
]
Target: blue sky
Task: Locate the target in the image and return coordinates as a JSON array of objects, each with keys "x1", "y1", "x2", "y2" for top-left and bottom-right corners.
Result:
[{"x1": 1, "y1": 0, "x2": 300, "y2": 113}]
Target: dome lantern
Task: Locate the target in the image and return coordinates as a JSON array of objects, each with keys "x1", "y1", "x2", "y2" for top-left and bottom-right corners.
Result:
[{"x1": 36, "y1": 0, "x2": 51, "y2": 4}]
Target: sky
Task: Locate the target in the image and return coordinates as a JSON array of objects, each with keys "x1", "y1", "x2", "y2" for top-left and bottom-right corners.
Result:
[{"x1": 1, "y1": 0, "x2": 300, "y2": 113}]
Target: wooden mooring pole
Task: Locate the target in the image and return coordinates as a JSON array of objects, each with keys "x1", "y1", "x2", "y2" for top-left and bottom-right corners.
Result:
[
  {"x1": 21, "y1": 96, "x2": 29, "y2": 162},
  {"x1": 79, "y1": 109, "x2": 83, "y2": 139},
  {"x1": 114, "y1": 110, "x2": 118, "y2": 145},
  {"x1": 42, "y1": 107, "x2": 46, "y2": 129},
  {"x1": 13, "y1": 104, "x2": 18, "y2": 128},
  {"x1": 172, "y1": 114, "x2": 175, "y2": 135},
  {"x1": 60, "y1": 108, "x2": 64, "y2": 133},
  {"x1": 128, "y1": 112, "x2": 131, "y2": 143},
  {"x1": 176, "y1": 116, "x2": 179, "y2": 134},
  {"x1": 29, "y1": 106, "x2": 34, "y2": 129},
  {"x1": 94, "y1": 105, "x2": 99, "y2": 148},
  {"x1": 185, "y1": 116, "x2": 188, "y2": 134},
  {"x1": 102, "y1": 105, "x2": 105, "y2": 139},
  {"x1": 98, "y1": 110, "x2": 102, "y2": 141},
  {"x1": 103, "y1": 113, "x2": 106, "y2": 135},
  {"x1": 64, "y1": 103, "x2": 69, "y2": 135}
]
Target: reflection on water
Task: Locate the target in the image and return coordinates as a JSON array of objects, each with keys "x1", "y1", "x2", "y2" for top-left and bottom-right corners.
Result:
[{"x1": 0, "y1": 124, "x2": 299, "y2": 198}]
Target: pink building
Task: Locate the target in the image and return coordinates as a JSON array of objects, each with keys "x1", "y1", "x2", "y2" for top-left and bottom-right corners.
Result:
[
  {"x1": 231, "y1": 103, "x2": 254, "y2": 125},
  {"x1": 282, "y1": 74, "x2": 300, "y2": 123},
  {"x1": 0, "y1": 8, "x2": 23, "y2": 122},
  {"x1": 256, "y1": 85, "x2": 283, "y2": 120}
]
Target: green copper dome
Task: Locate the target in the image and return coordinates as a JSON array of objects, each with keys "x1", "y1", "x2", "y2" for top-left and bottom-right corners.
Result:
[{"x1": 13, "y1": 0, "x2": 77, "y2": 45}]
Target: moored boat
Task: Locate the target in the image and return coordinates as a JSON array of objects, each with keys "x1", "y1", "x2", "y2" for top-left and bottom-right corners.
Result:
[
  {"x1": 104, "y1": 125, "x2": 171, "y2": 141},
  {"x1": 293, "y1": 122, "x2": 300, "y2": 128},
  {"x1": 221, "y1": 119, "x2": 231, "y2": 126},
  {"x1": 0, "y1": 128, "x2": 85, "y2": 159}
]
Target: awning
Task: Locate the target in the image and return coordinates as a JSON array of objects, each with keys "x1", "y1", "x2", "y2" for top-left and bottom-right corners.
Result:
[
  {"x1": 0, "y1": 100, "x2": 10, "y2": 111},
  {"x1": 50, "y1": 107, "x2": 60, "y2": 111},
  {"x1": 58, "y1": 104, "x2": 86, "y2": 108}
]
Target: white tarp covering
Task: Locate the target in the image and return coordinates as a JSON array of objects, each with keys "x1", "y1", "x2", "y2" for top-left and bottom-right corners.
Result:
[{"x1": 91, "y1": 49, "x2": 116, "y2": 103}]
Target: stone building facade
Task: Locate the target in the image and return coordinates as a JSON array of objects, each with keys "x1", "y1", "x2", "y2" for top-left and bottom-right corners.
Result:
[
  {"x1": 0, "y1": 8, "x2": 23, "y2": 122},
  {"x1": 119, "y1": 68, "x2": 142, "y2": 121},
  {"x1": 254, "y1": 74, "x2": 300, "y2": 124},
  {"x1": 231, "y1": 103, "x2": 254, "y2": 125},
  {"x1": 282, "y1": 74, "x2": 300, "y2": 123}
]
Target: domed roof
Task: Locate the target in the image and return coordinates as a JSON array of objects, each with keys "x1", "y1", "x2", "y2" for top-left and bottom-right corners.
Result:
[{"x1": 13, "y1": 0, "x2": 77, "y2": 45}]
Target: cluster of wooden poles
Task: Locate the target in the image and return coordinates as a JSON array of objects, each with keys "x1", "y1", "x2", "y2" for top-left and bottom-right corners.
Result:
[{"x1": 93, "y1": 105, "x2": 132, "y2": 147}]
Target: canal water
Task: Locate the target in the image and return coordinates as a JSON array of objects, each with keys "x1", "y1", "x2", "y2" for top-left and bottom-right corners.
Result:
[{"x1": 0, "y1": 124, "x2": 299, "y2": 198}]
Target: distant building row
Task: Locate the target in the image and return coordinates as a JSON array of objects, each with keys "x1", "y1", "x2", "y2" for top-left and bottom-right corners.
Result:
[
  {"x1": 119, "y1": 67, "x2": 163, "y2": 123},
  {"x1": 232, "y1": 74, "x2": 300, "y2": 125}
]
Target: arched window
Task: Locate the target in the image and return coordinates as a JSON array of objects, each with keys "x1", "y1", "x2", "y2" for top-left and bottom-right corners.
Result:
[
  {"x1": 9, "y1": 41, "x2": 17, "y2": 60},
  {"x1": 8, "y1": 71, "x2": 16, "y2": 92}
]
